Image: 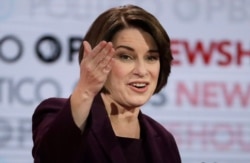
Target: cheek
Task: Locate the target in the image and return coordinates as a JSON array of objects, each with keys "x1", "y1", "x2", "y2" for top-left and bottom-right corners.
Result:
[
  {"x1": 152, "y1": 64, "x2": 160, "y2": 79},
  {"x1": 111, "y1": 62, "x2": 130, "y2": 78},
  {"x1": 107, "y1": 63, "x2": 129, "y2": 84}
]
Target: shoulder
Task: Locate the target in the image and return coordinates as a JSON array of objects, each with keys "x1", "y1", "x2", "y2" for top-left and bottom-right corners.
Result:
[
  {"x1": 33, "y1": 96, "x2": 70, "y2": 117},
  {"x1": 37, "y1": 97, "x2": 68, "y2": 109},
  {"x1": 32, "y1": 97, "x2": 70, "y2": 128},
  {"x1": 141, "y1": 114, "x2": 167, "y2": 131},
  {"x1": 140, "y1": 113, "x2": 176, "y2": 140},
  {"x1": 34, "y1": 97, "x2": 70, "y2": 114}
]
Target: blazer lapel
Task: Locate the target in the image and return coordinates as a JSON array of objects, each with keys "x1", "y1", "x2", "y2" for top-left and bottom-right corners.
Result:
[
  {"x1": 90, "y1": 94, "x2": 126, "y2": 163},
  {"x1": 139, "y1": 113, "x2": 165, "y2": 163}
]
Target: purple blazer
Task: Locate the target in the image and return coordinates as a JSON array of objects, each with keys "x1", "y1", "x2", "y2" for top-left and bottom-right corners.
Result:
[{"x1": 32, "y1": 94, "x2": 181, "y2": 163}]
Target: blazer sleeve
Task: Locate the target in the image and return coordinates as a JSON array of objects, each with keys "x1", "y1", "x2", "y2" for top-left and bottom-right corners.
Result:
[{"x1": 32, "y1": 97, "x2": 83, "y2": 163}]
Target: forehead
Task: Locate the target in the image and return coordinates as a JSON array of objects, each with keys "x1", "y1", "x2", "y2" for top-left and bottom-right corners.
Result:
[{"x1": 112, "y1": 28, "x2": 157, "y2": 49}]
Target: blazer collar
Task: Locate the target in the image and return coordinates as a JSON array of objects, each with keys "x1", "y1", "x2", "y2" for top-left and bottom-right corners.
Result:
[{"x1": 90, "y1": 93, "x2": 165, "y2": 163}]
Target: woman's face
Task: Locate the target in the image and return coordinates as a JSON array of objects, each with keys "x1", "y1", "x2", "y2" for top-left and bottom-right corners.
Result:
[{"x1": 103, "y1": 27, "x2": 160, "y2": 109}]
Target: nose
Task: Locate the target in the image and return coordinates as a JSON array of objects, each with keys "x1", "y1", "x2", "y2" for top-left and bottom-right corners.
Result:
[{"x1": 133, "y1": 60, "x2": 148, "y2": 77}]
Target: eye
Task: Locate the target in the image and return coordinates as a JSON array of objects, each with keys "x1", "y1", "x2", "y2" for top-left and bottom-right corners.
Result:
[
  {"x1": 116, "y1": 53, "x2": 134, "y2": 62},
  {"x1": 146, "y1": 54, "x2": 159, "y2": 63}
]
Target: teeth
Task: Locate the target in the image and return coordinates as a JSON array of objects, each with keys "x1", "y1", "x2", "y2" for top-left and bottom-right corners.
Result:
[{"x1": 132, "y1": 83, "x2": 146, "y2": 87}]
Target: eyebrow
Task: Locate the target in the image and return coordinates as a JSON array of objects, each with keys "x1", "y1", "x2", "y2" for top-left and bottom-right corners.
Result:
[{"x1": 115, "y1": 45, "x2": 159, "y2": 53}]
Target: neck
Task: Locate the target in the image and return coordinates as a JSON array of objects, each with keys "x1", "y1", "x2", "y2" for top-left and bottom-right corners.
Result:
[
  {"x1": 101, "y1": 93, "x2": 140, "y2": 120},
  {"x1": 101, "y1": 93, "x2": 141, "y2": 138}
]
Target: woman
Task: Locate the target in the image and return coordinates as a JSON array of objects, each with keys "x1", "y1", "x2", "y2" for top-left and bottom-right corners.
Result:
[{"x1": 32, "y1": 4, "x2": 181, "y2": 163}]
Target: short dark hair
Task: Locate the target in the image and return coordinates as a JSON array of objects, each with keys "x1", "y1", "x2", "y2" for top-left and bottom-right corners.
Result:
[{"x1": 79, "y1": 4, "x2": 173, "y2": 93}]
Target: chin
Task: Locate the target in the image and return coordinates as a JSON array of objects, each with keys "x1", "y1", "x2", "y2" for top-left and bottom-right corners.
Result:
[{"x1": 129, "y1": 97, "x2": 149, "y2": 106}]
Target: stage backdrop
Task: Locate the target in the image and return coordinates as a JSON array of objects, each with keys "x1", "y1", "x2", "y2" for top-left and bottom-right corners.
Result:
[{"x1": 0, "y1": 0, "x2": 249, "y2": 163}]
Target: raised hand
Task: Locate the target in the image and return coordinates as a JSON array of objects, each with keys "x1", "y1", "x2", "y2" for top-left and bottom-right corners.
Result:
[
  {"x1": 78, "y1": 41, "x2": 115, "y2": 97},
  {"x1": 70, "y1": 40, "x2": 115, "y2": 130}
]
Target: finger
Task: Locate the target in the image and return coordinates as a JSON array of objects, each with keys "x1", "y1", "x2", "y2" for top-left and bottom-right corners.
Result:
[
  {"x1": 83, "y1": 41, "x2": 92, "y2": 57},
  {"x1": 95, "y1": 42, "x2": 114, "y2": 65},
  {"x1": 102, "y1": 58, "x2": 114, "y2": 74},
  {"x1": 91, "y1": 41, "x2": 108, "y2": 59},
  {"x1": 100, "y1": 44, "x2": 115, "y2": 67}
]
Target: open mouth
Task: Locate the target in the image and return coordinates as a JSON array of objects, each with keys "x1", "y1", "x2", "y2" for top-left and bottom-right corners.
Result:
[{"x1": 129, "y1": 82, "x2": 149, "y2": 89}]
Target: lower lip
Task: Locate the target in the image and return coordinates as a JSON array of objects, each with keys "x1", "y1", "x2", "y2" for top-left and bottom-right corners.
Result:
[{"x1": 129, "y1": 85, "x2": 149, "y2": 93}]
